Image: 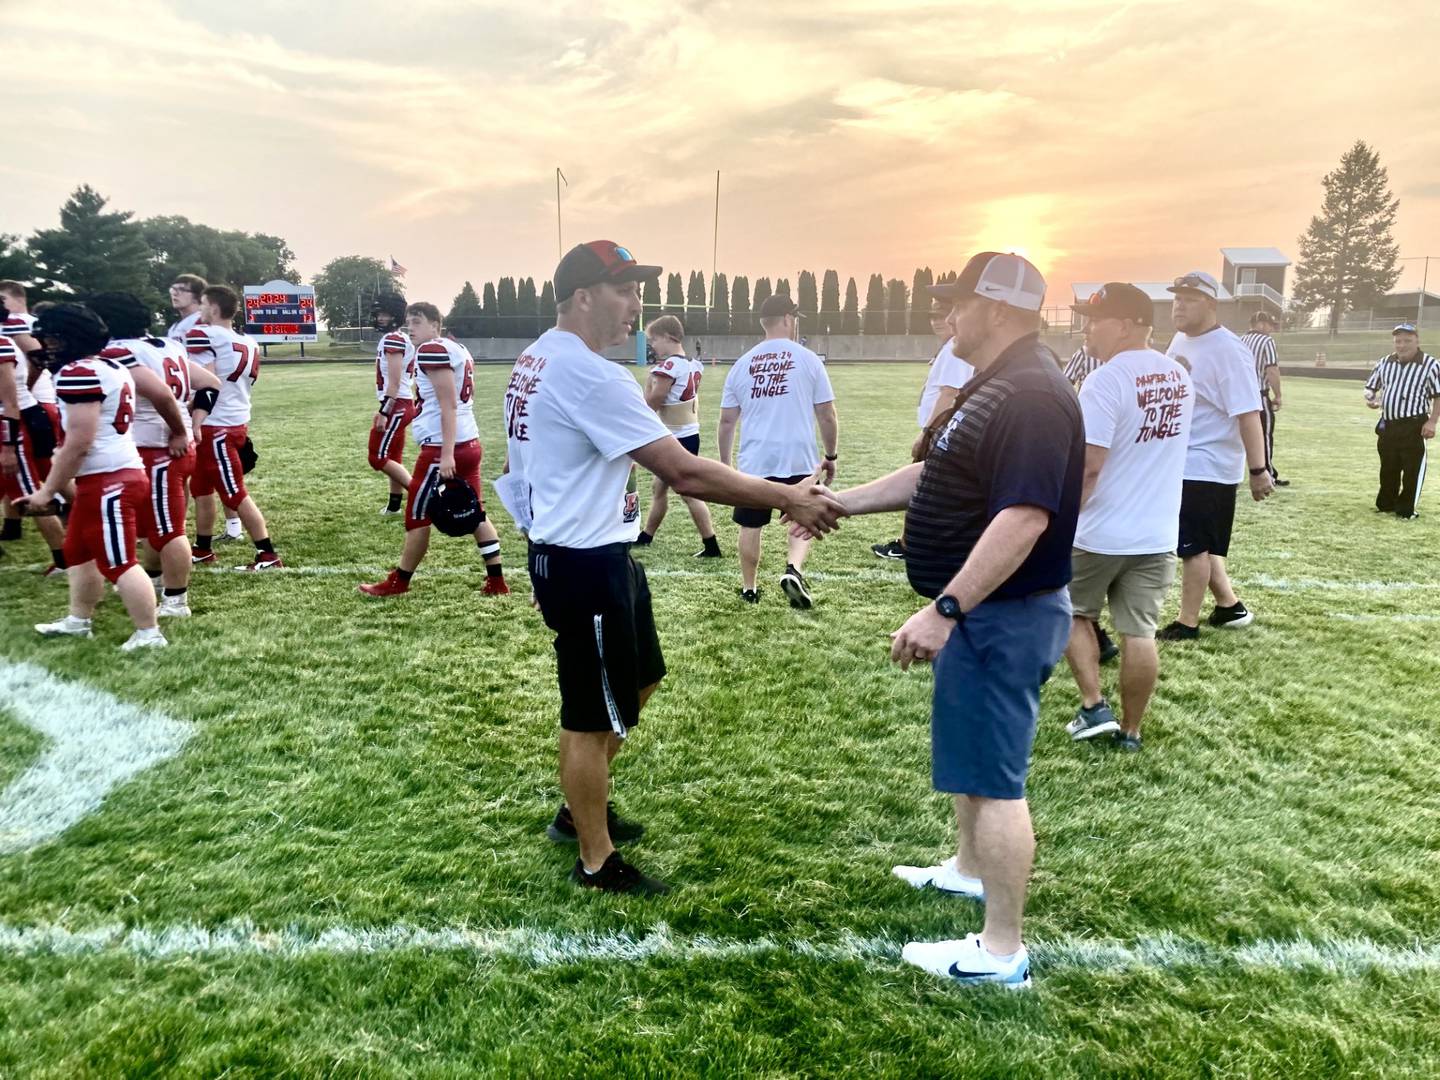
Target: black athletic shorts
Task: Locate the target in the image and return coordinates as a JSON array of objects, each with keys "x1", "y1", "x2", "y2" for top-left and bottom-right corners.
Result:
[
  {"x1": 528, "y1": 541, "x2": 666, "y2": 736},
  {"x1": 678, "y1": 432, "x2": 700, "y2": 456},
  {"x1": 732, "y1": 473, "x2": 809, "y2": 528},
  {"x1": 1177, "y1": 479, "x2": 1237, "y2": 558}
]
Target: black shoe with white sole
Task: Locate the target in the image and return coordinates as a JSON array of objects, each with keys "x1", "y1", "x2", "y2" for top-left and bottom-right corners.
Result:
[
  {"x1": 739, "y1": 587, "x2": 760, "y2": 604},
  {"x1": 571, "y1": 851, "x2": 670, "y2": 896},
  {"x1": 780, "y1": 564, "x2": 813, "y2": 609},
  {"x1": 1207, "y1": 602, "x2": 1254, "y2": 629},
  {"x1": 547, "y1": 802, "x2": 645, "y2": 845},
  {"x1": 1157, "y1": 621, "x2": 1199, "y2": 641},
  {"x1": 871, "y1": 540, "x2": 905, "y2": 560}
]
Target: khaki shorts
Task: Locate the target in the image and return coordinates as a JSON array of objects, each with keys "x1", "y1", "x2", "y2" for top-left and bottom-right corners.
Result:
[{"x1": 1068, "y1": 550, "x2": 1176, "y2": 638}]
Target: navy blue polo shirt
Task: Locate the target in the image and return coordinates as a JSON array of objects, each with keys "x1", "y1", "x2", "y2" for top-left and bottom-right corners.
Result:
[{"x1": 904, "y1": 333, "x2": 1084, "y2": 600}]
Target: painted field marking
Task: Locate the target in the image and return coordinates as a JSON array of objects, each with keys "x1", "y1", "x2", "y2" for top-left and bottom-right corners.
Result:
[
  {"x1": 0, "y1": 660, "x2": 193, "y2": 855},
  {"x1": 0, "y1": 920, "x2": 1436, "y2": 978}
]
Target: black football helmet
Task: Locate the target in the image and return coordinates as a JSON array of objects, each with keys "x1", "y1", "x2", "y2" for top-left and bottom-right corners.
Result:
[
  {"x1": 371, "y1": 293, "x2": 407, "y2": 331},
  {"x1": 427, "y1": 476, "x2": 483, "y2": 537},
  {"x1": 33, "y1": 303, "x2": 110, "y2": 372},
  {"x1": 85, "y1": 292, "x2": 154, "y2": 341}
]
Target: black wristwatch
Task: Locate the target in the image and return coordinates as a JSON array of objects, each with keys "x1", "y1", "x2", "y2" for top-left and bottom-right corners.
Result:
[
  {"x1": 1248, "y1": 466, "x2": 1269, "y2": 476},
  {"x1": 935, "y1": 595, "x2": 965, "y2": 621},
  {"x1": 824, "y1": 452, "x2": 838, "y2": 461}
]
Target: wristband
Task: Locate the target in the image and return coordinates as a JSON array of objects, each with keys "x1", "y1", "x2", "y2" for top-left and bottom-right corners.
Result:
[
  {"x1": 1249, "y1": 466, "x2": 1268, "y2": 476},
  {"x1": 193, "y1": 386, "x2": 219, "y2": 414},
  {"x1": 379, "y1": 396, "x2": 396, "y2": 418},
  {"x1": 824, "y1": 453, "x2": 838, "y2": 461},
  {"x1": 1, "y1": 417, "x2": 18, "y2": 447}
]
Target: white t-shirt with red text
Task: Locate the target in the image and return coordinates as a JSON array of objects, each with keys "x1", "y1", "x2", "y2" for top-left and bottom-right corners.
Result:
[
  {"x1": 55, "y1": 355, "x2": 143, "y2": 476},
  {"x1": 186, "y1": 324, "x2": 260, "y2": 427},
  {"x1": 103, "y1": 337, "x2": 193, "y2": 447},
  {"x1": 411, "y1": 337, "x2": 478, "y2": 445},
  {"x1": 649, "y1": 353, "x2": 704, "y2": 438},
  {"x1": 917, "y1": 337, "x2": 974, "y2": 429},
  {"x1": 719, "y1": 338, "x2": 834, "y2": 478},
  {"x1": 1076, "y1": 348, "x2": 1193, "y2": 555},
  {"x1": 1166, "y1": 325, "x2": 1263, "y2": 484},
  {"x1": 505, "y1": 328, "x2": 670, "y2": 549}
]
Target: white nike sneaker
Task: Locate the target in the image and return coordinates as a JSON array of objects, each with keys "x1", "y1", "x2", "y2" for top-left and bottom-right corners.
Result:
[
  {"x1": 223, "y1": 517, "x2": 244, "y2": 540},
  {"x1": 891, "y1": 856, "x2": 985, "y2": 899},
  {"x1": 35, "y1": 615, "x2": 93, "y2": 638},
  {"x1": 120, "y1": 628, "x2": 169, "y2": 652},
  {"x1": 901, "y1": 933, "x2": 1031, "y2": 990},
  {"x1": 157, "y1": 596, "x2": 192, "y2": 618}
]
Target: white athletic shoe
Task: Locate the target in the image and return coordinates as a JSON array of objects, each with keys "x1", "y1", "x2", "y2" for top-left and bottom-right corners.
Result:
[
  {"x1": 120, "y1": 628, "x2": 169, "y2": 652},
  {"x1": 156, "y1": 596, "x2": 192, "y2": 618},
  {"x1": 891, "y1": 856, "x2": 985, "y2": 899},
  {"x1": 35, "y1": 614, "x2": 93, "y2": 638},
  {"x1": 901, "y1": 933, "x2": 1031, "y2": 990},
  {"x1": 223, "y1": 518, "x2": 244, "y2": 540}
]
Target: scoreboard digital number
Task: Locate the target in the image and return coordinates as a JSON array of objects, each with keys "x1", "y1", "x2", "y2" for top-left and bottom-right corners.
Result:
[{"x1": 242, "y1": 280, "x2": 318, "y2": 343}]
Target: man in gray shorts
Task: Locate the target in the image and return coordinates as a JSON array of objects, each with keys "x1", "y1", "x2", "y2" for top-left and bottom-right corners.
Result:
[{"x1": 1062, "y1": 284, "x2": 1194, "y2": 751}]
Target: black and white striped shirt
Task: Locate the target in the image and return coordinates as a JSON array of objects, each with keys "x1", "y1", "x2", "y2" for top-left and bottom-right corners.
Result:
[
  {"x1": 1239, "y1": 331, "x2": 1277, "y2": 391},
  {"x1": 1063, "y1": 346, "x2": 1099, "y2": 389},
  {"x1": 1364, "y1": 353, "x2": 1440, "y2": 420}
]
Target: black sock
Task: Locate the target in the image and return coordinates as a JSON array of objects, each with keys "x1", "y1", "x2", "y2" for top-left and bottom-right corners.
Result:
[
  {"x1": 486, "y1": 563, "x2": 504, "y2": 578},
  {"x1": 395, "y1": 567, "x2": 414, "y2": 583},
  {"x1": 163, "y1": 587, "x2": 186, "y2": 597},
  {"x1": 0, "y1": 518, "x2": 20, "y2": 541},
  {"x1": 701, "y1": 534, "x2": 721, "y2": 554},
  {"x1": 255, "y1": 537, "x2": 275, "y2": 555},
  {"x1": 51, "y1": 548, "x2": 67, "y2": 569},
  {"x1": 386, "y1": 492, "x2": 402, "y2": 511},
  {"x1": 196, "y1": 534, "x2": 213, "y2": 552}
]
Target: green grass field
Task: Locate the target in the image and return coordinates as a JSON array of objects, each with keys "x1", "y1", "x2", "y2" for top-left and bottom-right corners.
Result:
[{"x1": 2, "y1": 363, "x2": 1438, "y2": 1077}]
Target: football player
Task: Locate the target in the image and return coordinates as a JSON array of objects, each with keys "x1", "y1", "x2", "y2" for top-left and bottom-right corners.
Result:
[
  {"x1": 360, "y1": 302, "x2": 508, "y2": 597},
  {"x1": 19, "y1": 303, "x2": 189, "y2": 650},
  {"x1": 168, "y1": 273, "x2": 239, "y2": 542},
  {"x1": 368, "y1": 293, "x2": 415, "y2": 515},
  {"x1": 89, "y1": 291, "x2": 221, "y2": 617},
  {"x1": 185, "y1": 285, "x2": 282, "y2": 570}
]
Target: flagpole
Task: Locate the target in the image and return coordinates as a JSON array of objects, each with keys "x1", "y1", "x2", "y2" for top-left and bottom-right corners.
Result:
[
  {"x1": 711, "y1": 170, "x2": 720, "y2": 318},
  {"x1": 556, "y1": 168, "x2": 568, "y2": 260}
]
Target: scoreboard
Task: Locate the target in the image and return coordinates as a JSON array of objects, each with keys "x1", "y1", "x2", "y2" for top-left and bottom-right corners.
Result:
[{"x1": 242, "y1": 280, "x2": 318, "y2": 343}]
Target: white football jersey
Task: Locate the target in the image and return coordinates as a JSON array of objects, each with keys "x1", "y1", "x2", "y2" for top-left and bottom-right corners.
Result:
[
  {"x1": 186, "y1": 324, "x2": 260, "y2": 427},
  {"x1": 0, "y1": 313, "x2": 53, "y2": 406},
  {"x1": 167, "y1": 310, "x2": 202, "y2": 342},
  {"x1": 55, "y1": 355, "x2": 143, "y2": 476},
  {"x1": 374, "y1": 330, "x2": 416, "y2": 402},
  {"x1": 649, "y1": 353, "x2": 704, "y2": 437},
  {"x1": 0, "y1": 334, "x2": 28, "y2": 414},
  {"x1": 103, "y1": 337, "x2": 193, "y2": 447},
  {"x1": 411, "y1": 337, "x2": 478, "y2": 445}
]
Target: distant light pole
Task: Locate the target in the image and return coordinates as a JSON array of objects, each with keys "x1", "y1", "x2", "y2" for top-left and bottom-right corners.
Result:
[
  {"x1": 1398, "y1": 255, "x2": 1435, "y2": 328},
  {"x1": 556, "y1": 167, "x2": 568, "y2": 260}
]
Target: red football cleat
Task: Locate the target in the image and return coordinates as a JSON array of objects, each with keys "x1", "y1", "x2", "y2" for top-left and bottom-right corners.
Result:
[
  {"x1": 243, "y1": 554, "x2": 284, "y2": 572},
  {"x1": 481, "y1": 576, "x2": 511, "y2": 596},
  {"x1": 41, "y1": 563, "x2": 66, "y2": 579},
  {"x1": 359, "y1": 571, "x2": 409, "y2": 597},
  {"x1": 191, "y1": 551, "x2": 217, "y2": 566}
]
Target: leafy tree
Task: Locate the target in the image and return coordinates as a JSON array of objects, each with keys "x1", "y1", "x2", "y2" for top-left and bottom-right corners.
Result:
[
  {"x1": 664, "y1": 272, "x2": 685, "y2": 319},
  {"x1": 539, "y1": 279, "x2": 556, "y2": 329},
  {"x1": 1293, "y1": 140, "x2": 1402, "y2": 335},
  {"x1": 841, "y1": 277, "x2": 860, "y2": 334},
  {"x1": 887, "y1": 278, "x2": 910, "y2": 335},
  {"x1": 481, "y1": 281, "x2": 498, "y2": 337},
  {"x1": 909, "y1": 267, "x2": 934, "y2": 333},
  {"x1": 448, "y1": 281, "x2": 482, "y2": 324},
  {"x1": 710, "y1": 272, "x2": 730, "y2": 334},
  {"x1": 686, "y1": 270, "x2": 708, "y2": 335},
  {"x1": 862, "y1": 274, "x2": 887, "y2": 335},
  {"x1": 731, "y1": 275, "x2": 750, "y2": 335},
  {"x1": 818, "y1": 270, "x2": 840, "y2": 334},
  {"x1": 311, "y1": 254, "x2": 398, "y2": 328},
  {"x1": 797, "y1": 271, "x2": 818, "y2": 331},
  {"x1": 518, "y1": 276, "x2": 538, "y2": 337},
  {"x1": 29, "y1": 184, "x2": 153, "y2": 303},
  {"x1": 140, "y1": 216, "x2": 297, "y2": 315},
  {"x1": 497, "y1": 277, "x2": 518, "y2": 336},
  {"x1": 0, "y1": 234, "x2": 40, "y2": 288},
  {"x1": 752, "y1": 277, "x2": 773, "y2": 334}
]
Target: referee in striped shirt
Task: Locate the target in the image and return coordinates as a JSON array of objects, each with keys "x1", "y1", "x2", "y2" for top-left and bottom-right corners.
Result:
[
  {"x1": 1239, "y1": 311, "x2": 1287, "y2": 485},
  {"x1": 1364, "y1": 323, "x2": 1440, "y2": 519},
  {"x1": 1063, "y1": 343, "x2": 1099, "y2": 389}
]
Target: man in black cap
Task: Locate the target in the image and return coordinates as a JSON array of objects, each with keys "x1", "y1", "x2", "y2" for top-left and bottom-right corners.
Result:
[
  {"x1": 717, "y1": 293, "x2": 838, "y2": 608},
  {"x1": 804, "y1": 252, "x2": 1082, "y2": 989},
  {"x1": 1364, "y1": 323, "x2": 1440, "y2": 519},
  {"x1": 506, "y1": 241, "x2": 845, "y2": 895}
]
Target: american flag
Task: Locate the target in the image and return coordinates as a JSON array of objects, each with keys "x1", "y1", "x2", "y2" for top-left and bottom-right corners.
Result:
[{"x1": 390, "y1": 256, "x2": 408, "y2": 277}]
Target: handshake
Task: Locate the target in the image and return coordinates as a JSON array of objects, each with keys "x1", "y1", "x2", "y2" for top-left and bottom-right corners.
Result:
[{"x1": 780, "y1": 477, "x2": 848, "y2": 541}]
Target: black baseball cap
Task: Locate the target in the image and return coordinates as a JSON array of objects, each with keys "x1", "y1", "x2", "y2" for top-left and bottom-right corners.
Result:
[
  {"x1": 1069, "y1": 282, "x2": 1153, "y2": 325},
  {"x1": 553, "y1": 241, "x2": 661, "y2": 303},
  {"x1": 926, "y1": 251, "x2": 1046, "y2": 311},
  {"x1": 757, "y1": 294, "x2": 800, "y2": 319}
]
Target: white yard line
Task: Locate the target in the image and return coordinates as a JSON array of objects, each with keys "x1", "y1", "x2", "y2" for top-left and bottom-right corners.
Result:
[
  {"x1": 0, "y1": 660, "x2": 193, "y2": 855},
  {"x1": 0, "y1": 919, "x2": 1435, "y2": 977}
]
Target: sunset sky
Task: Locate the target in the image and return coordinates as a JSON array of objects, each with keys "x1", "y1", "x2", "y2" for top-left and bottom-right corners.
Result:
[{"x1": 7, "y1": 0, "x2": 1439, "y2": 313}]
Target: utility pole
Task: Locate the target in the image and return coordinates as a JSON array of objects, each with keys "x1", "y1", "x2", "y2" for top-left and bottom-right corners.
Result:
[
  {"x1": 711, "y1": 170, "x2": 721, "y2": 322},
  {"x1": 556, "y1": 168, "x2": 568, "y2": 260},
  {"x1": 1397, "y1": 255, "x2": 1436, "y2": 329}
]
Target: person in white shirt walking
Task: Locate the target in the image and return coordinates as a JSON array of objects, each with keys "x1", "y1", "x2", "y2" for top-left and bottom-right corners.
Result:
[
  {"x1": 1157, "y1": 272, "x2": 1273, "y2": 640},
  {"x1": 1061, "y1": 284, "x2": 1193, "y2": 751},
  {"x1": 718, "y1": 294, "x2": 839, "y2": 607},
  {"x1": 633, "y1": 314, "x2": 721, "y2": 557}
]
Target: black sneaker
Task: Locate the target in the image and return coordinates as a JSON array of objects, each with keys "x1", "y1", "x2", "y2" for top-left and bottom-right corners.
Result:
[
  {"x1": 871, "y1": 540, "x2": 905, "y2": 560},
  {"x1": 547, "y1": 802, "x2": 645, "y2": 845},
  {"x1": 1096, "y1": 624, "x2": 1120, "y2": 664},
  {"x1": 693, "y1": 544, "x2": 723, "y2": 558},
  {"x1": 1397, "y1": 511, "x2": 1420, "y2": 521},
  {"x1": 1157, "y1": 621, "x2": 1199, "y2": 641},
  {"x1": 1065, "y1": 700, "x2": 1120, "y2": 741},
  {"x1": 571, "y1": 851, "x2": 670, "y2": 896},
  {"x1": 1113, "y1": 730, "x2": 1143, "y2": 752},
  {"x1": 1273, "y1": 477, "x2": 1290, "y2": 487},
  {"x1": 1207, "y1": 602, "x2": 1254, "y2": 629},
  {"x1": 739, "y1": 587, "x2": 760, "y2": 604},
  {"x1": 780, "y1": 564, "x2": 813, "y2": 609}
]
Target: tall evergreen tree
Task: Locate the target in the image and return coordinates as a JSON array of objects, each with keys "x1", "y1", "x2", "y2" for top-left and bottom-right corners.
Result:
[
  {"x1": 819, "y1": 270, "x2": 840, "y2": 334},
  {"x1": 497, "y1": 276, "x2": 518, "y2": 336},
  {"x1": 447, "y1": 281, "x2": 482, "y2": 334},
  {"x1": 711, "y1": 272, "x2": 730, "y2": 334},
  {"x1": 642, "y1": 275, "x2": 662, "y2": 325},
  {"x1": 862, "y1": 274, "x2": 887, "y2": 335},
  {"x1": 909, "y1": 267, "x2": 934, "y2": 333},
  {"x1": 841, "y1": 277, "x2": 861, "y2": 334},
  {"x1": 1293, "y1": 140, "x2": 1402, "y2": 336},
  {"x1": 686, "y1": 270, "x2": 708, "y2": 335},
  {"x1": 886, "y1": 278, "x2": 910, "y2": 334},
  {"x1": 797, "y1": 271, "x2": 818, "y2": 331},
  {"x1": 752, "y1": 277, "x2": 773, "y2": 333},
  {"x1": 664, "y1": 272, "x2": 685, "y2": 319},
  {"x1": 731, "y1": 275, "x2": 751, "y2": 335},
  {"x1": 29, "y1": 184, "x2": 153, "y2": 302},
  {"x1": 0, "y1": 234, "x2": 41, "y2": 290},
  {"x1": 538, "y1": 279, "x2": 556, "y2": 328},
  {"x1": 481, "y1": 282, "x2": 498, "y2": 337},
  {"x1": 775, "y1": 277, "x2": 791, "y2": 298},
  {"x1": 517, "y1": 276, "x2": 538, "y2": 336}
]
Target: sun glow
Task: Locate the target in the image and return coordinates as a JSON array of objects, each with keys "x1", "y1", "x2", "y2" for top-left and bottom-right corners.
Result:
[{"x1": 970, "y1": 195, "x2": 1063, "y2": 278}]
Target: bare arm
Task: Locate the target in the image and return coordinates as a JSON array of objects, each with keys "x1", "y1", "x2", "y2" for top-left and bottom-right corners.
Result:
[
  {"x1": 23, "y1": 401, "x2": 96, "y2": 504},
  {"x1": 1264, "y1": 366, "x2": 1282, "y2": 405},
  {"x1": 1080, "y1": 444, "x2": 1109, "y2": 507},
  {"x1": 1424, "y1": 396, "x2": 1440, "y2": 439},
  {"x1": 0, "y1": 366, "x2": 19, "y2": 474},
  {"x1": 814, "y1": 400, "x2": 838, "y2": 456},
  {"x1": 717, "y1": 405, "x2": 739, "y2": 468},
  {"x1": 835, "y1": 462, "x2": 923, "y2": 517},
  {"x1": 428, "y1": 366, "x2": 458, "y2": 473},
  {"x1": 644, "y1": 372, "x2": 674, "y2": 411}
]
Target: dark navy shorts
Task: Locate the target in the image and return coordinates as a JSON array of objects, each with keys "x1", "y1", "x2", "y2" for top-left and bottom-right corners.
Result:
[
  {"x1": 931, "y1": 590, "x2": 1072, "y2": 799},
  {"x1": 678, "y1": 432, "x2": 701, "y2": 456}
]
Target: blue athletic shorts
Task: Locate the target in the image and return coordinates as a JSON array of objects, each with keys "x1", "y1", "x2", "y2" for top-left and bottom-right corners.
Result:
[{"x1": 930, "y1": 590, "x2": 1072, "y2": 799}]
